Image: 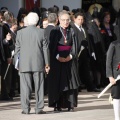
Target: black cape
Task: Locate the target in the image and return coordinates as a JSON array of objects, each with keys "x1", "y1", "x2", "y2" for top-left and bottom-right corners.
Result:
[{"x1": 48, "y1": 26, "x2": 80, "y2": 108}]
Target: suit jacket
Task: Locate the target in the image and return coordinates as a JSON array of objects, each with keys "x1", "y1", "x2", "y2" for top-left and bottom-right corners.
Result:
[
  {"x1": 71, "y1": 23, "x2": 94, "y2": 57},
  {"x1": 45, "y1": 25, "x2": 55, "y2": 44},
  {"x1": 14, "y1": 25, "x2": 49, "y2": 72},
  {"x1": 71, "y1": 23, "x2": 84, "y2": 53},
  {"x1": 106, "y1": 40, "x2": 120, "y2": 78}
]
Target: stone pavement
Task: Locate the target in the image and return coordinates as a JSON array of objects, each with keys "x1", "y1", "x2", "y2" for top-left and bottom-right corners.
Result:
[{"x1": 0, "y1": 90, "x2": 114, "y2": 120}]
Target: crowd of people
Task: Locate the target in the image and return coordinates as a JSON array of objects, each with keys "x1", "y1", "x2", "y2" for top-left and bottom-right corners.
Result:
[{"x1": 0, "y1": 4, "x2": 120, "y2": 117}]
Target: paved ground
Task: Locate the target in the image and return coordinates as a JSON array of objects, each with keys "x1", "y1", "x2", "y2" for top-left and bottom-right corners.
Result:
[{"x1": 0, "y1": 90, "x2": 114, "y2": 120}]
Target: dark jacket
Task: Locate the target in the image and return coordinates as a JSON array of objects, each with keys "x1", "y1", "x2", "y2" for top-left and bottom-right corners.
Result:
[
  {"x1": 0, "y1": 23, "x2": 11, "y2": 62},
  {"x1": 106, "y1": 40, "x2": 120, "y2": 79}
]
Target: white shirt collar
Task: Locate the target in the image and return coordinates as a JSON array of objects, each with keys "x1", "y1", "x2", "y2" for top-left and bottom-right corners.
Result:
[
  {"x1": 48, "y1": 23, "x2": 55, "y2": 26},
  {"x1": 74, "y1": 23, "x2": 82, "y2": 31}
]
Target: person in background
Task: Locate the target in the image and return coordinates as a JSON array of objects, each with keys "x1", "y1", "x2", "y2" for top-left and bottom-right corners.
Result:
[
  {"x1": 44, "y1": 13, "x2": 58, "y2": 95},
  {"x1": 17, "y1": 14, "x2": 26, "y2": 30},
  {"x1": 17, "y1": 7, "x2": 28, "y2": 27},
  {"x1": 45, "y1": 13, "x2": 58, "y2": 43},
  {"x1": 100, "y1": 12, "x2": 116, "y2": 52},
  {"x1": 0, "y1": 11, "x2": 13, "y2": 101},
  {"x1": 72, "y1": 12, "x2": 100, "y2": 92},
  {"x1": 8, "y1": 18, "x2": 18, "y2": 97},
  {"x1": 0, "y1": 11, "x2": 3, "y2": 22},
  {"x1": 42, "y1": 18, "x2": 48, "y2": 29}
]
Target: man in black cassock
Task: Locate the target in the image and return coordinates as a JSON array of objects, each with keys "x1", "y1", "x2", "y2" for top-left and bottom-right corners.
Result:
[{"x1": 48, "y1": 10, "x2": 80, "y2": 112}]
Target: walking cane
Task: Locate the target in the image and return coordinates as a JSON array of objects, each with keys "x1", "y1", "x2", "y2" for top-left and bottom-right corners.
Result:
[
  {"x1": 3, "y1": 51, "x2": 14, "y2": 80},
  {"x1": 97, "y1": 75, "x2": 120, "y2": 98},
  {"x1": 98, "y1": 63, "x2": 120, "y2": 98}
]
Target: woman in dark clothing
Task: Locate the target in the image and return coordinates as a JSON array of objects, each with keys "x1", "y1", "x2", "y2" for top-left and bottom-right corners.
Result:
[
  {"x1": 100, "y1": 12, "x2": 116, "y2": 52},
  {"x1": 106, "y1": 14, "x2": 120, "y2": 120},
  {"x1": 48, "y1": 10, "x2": 80, "y2": 112}
]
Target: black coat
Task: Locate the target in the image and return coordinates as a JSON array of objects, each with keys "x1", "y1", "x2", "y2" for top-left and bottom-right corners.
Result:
[
  {"x1": 0, "y1": 23, "x2": 11, "y2": 62},
  {"x1": 106, "y1": 40, "x2": 120, "y2": 79},
  {"x1": 48, "y1": 26, "x2": 80, "y2": 107},
  {"x1": 87, "y1": 21, "x2": 106, "y2": 71}
]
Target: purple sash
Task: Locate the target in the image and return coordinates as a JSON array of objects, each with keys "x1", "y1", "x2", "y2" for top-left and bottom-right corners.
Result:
[{"x1": 57, "y1": 46, "x2": 72, "y2": 51}]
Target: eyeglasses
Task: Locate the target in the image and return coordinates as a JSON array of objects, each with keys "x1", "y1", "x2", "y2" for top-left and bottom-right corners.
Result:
[{"x1": 60, "y1": 19, "x2": 70, "y2": 22}]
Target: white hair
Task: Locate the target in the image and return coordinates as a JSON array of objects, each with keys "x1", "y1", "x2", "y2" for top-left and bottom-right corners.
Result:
[{"x1": 27, "y1": 12, "x2": 39, "y2": 25}]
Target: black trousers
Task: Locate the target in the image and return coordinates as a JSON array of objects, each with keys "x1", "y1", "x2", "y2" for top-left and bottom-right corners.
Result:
[
  {"x1": 1, "y1": 62, "x2": 12, "y2": 99},
  {"x1": 78, "y1": 48, "x2": 95, "y2": 91}
]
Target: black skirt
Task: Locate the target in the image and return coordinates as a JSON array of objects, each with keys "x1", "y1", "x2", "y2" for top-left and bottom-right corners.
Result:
[{"x1": 111, "y1": 80, "x2": 120, "y2": 99}]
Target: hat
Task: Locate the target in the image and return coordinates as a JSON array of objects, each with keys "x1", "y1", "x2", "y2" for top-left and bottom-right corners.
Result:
[
  {"x1": 53, "y1": 5, "x2": 59, "y2": 12},
  {"x1": 63, "y1": 6, "x2": 70, "y2": 11},
  {"x1": 1, "y1": 7, "x2": 8, "y2": 13}
]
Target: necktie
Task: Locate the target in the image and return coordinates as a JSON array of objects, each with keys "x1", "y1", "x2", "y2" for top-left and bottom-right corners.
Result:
[{"x1": 80, "y1": 26, "x2": 86, "y2": 39}]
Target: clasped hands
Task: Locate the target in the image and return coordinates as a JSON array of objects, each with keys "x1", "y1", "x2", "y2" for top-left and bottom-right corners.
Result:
[{"x1": 58, "y1": 56, "x2": 71, "y2": 62}]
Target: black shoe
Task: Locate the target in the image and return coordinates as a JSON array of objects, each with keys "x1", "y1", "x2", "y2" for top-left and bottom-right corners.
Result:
[
  {"x1": 0, "y1": 96, "x2": 13, "y2": 101},
  {"x1": 68, "y1": 108, "x2": 74, "y2": 112},
  {"x1": 21, "y1": 111, "x2": 29, "y2": 114},
  {"x1": 9, "y1": 92, "x2": 15, "y2": 97},
  {"x1": 54, "y1": 107, "x2": 62, "y2": 111},
  {"x1": 87, "y1": 88, "x2": 101, "y2": 92},
  {"x1": 36, "y1": 110, "x2": 46, "y2": 114},
  {"x1": 93, "y1": 88, "x2": 101, "y2": 92}
]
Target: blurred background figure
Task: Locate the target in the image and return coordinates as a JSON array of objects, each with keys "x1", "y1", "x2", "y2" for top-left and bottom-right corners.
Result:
[{"x1": 42, "y1": 18, "x2": 48, "y2": 29}]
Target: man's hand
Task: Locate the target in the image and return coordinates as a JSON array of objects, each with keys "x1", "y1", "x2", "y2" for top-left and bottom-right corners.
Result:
[
  {"x1": 6, "y1": 33, "x2": 11, "y2": 41},
  {"x1": 45, "y1": 65, "x2": 50, "y2": 74},
  {"x1": 58, "y1": 57, "x2": 66, "y2": 62},
  {"x1": 7, "y1": 58, "x2": 12, "y2": 64},
  {"x1": 65, "y1": 56, "x2": 71, "y2": 62},
  {"x1": 109, "y1": 77, "x2": 116, "y2": 85}
]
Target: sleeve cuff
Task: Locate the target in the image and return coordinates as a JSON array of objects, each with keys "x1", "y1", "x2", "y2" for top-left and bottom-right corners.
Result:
[
  {"x1": 56, "y1": 54, "x2": 59, "y2": 59},
  {"x1": 70, "y1": 54, "x2": 72, "y2": 59}
]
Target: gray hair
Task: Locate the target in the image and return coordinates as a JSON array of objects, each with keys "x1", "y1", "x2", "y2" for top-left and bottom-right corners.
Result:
[
  {"x1": 3, "y1": 11, "x2": 13, "y2": 22},
  {"x1": 58, "y1": 10, "x2": 70, "y2": 19},
  {"x1": 48, "y1": 13, "x2": 57, "y2": 23},
  {"x1": 27, "y1": 12, "x2": 39, "y2": 25}
]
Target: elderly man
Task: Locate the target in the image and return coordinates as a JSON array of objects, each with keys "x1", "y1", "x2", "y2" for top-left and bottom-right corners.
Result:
[
  {"x1": 48, "y1": 10, "x2": 80, "y2": 112},
  {"x1": 14, "y1": 12, "x2": 50, "y2": 114}
]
